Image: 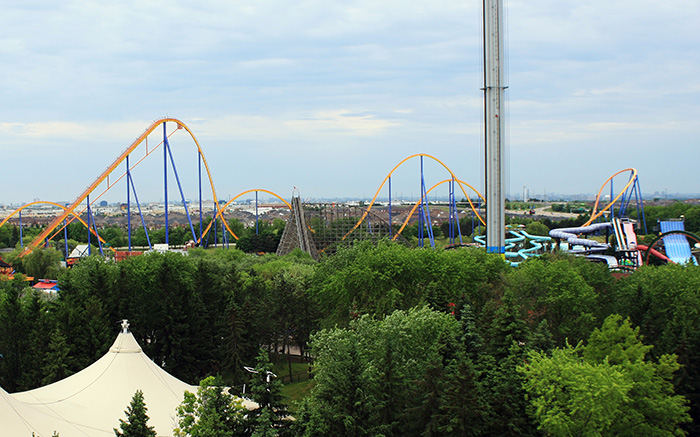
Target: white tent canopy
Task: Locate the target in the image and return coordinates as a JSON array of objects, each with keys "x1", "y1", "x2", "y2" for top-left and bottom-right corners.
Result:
[
  {"x1": 2, "y1": 384, "x2": 93, "y2": 436},
  {"x1": 6, "y1": 320, "x2": 241, "y2": 436}
]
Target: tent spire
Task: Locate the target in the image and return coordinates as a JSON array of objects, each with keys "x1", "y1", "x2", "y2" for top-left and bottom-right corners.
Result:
[{"x1": 120, "y1": 319, "x2": 130, "y2": 334}]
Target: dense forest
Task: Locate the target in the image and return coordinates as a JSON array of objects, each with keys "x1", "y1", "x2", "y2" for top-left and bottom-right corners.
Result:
[{"x1": 2, "y1": 238, "x2": 699, "y2": 435}]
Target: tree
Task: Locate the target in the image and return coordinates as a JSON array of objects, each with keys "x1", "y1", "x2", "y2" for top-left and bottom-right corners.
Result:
[
  {"x1": 295, "y1": 307, "x2": 471, "y2": 436},
  {"x1": 22, "y1": 247, "x2": 63, "y2": 279},
  {"x1": 505, "y1": 256, "x2": 603, "y2": 345},
  {"x1": 174, "y1": 376, "x2": 248, "y2": 437},
  {"x1": 519, "y1": 315, "x2": 690, "y2": 436},
  {"x1": 247, "y1": 349, "x2": 288, "y2": 436},
  {"x1": 114, "y1": 390, "x2": 157, "y2": 437},
  {"x1": 41, "y1": 327, "x2": 74, "y2": 385}
]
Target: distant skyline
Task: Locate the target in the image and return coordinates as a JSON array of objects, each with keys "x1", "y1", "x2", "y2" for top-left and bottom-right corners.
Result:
[{"x1": 1, "y1": 1, "x2": 699, "y2": 205}]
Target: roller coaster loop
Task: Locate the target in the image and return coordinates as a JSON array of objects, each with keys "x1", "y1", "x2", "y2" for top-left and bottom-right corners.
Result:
[
  {"x1": 198, "y1": 189, "x2": 292, "y2": 242},
  {"x1": 22, "y1": 118, "x2": 233, "y2": 256},
  {"x1": 0, "y1": 201, "x2": 114, "y2": 253},
  {"x1": 584, "y1": 168, "x2": 642, "y2": 227},
  {"x1": 341, "y1": 153, "x2": 485, "y2": 242}
]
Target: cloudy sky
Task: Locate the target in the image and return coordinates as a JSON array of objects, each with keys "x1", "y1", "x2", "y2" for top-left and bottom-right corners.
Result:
[{"x1": 1, "y1": 0, "x2": 698, "y2": 205}]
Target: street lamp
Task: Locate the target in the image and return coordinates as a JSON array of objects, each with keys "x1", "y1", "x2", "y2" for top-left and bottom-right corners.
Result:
[{"x1": 242, "y1": 366, "x2": 277, "y2": 394}]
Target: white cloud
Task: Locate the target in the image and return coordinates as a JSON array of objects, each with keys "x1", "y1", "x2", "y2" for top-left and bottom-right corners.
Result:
[{"x1": 0, "y1": 0, "x2": 699, "y2": 203}]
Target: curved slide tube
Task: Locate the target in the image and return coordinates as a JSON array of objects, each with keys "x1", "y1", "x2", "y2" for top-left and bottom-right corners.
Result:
[
  {"x1": 474, "y1": 230, "x2": 551, "y2": 265},
  {"x1": 636, "y1": 244, "x2": 671, "y2": 263},
  {"x1": 549, "y1": 223, "x2": 611, "y2": 253}
]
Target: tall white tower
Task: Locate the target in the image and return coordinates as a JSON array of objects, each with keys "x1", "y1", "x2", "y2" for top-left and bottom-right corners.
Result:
[{"x1": 483, "y1": 0, "x2": 506, "y2": 254}]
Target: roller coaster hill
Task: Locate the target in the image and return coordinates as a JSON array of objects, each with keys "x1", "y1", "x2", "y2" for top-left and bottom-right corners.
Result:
[{"x1": 0, "y1": 119, "x2": 697, "y2": 271}]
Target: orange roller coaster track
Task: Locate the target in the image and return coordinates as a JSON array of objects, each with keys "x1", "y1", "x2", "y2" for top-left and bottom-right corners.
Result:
[
  {"x1": 342, "y1": 153, "x2": 485, "y2": 242},
  {"x1": 22, "y1": 118, "x2": 233, "y2": 256},
  {"x1": 199, "y1": 189, "x2": 291, "y2": 242},
  {"x1": 391, "y1": 178, "x2": 485, "y2": 241},
  {"x1": 583, "y1": 168, "x2": 638, "y2": 227},
  {"x1": 0, "y1": 201, "x2": 114, "y2": 252}
]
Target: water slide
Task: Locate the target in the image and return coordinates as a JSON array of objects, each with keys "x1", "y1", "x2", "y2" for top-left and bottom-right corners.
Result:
[
  {"x1": 611, "y1": 218, "x2": 642, "y2": 265},
  {"x1": 474, "y1": 229, "x2": 551, "y2": 265},
  {"x1": 659, "y1": 220, "x2": 699, "y2": 265},
  {"x1": 549, "y1": 222, "x2": 611, "y2": 253},
  {"x1": 636, "y1": 244, "x2": 671, "y2": 263}
]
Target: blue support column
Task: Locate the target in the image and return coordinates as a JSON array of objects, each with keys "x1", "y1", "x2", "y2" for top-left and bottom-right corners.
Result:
[
  {"x1": 418, "y1": 204, "x2": 424, "y2": 247},
  {"x1": 64, "y1": 217, "x2": 69, "y2": 258},
  {"x1": 419, "y1": 156, "x2": 435, "y2": 247},
  {"x1": 87, "y1": 195, "x2": 92, "y2": 255},
  {"x1": 635, "y1": 178, "x2": 648, "y2": 234},
  {"x1": 610, "y1": 180, "x2": 614, "y2": 221},
  {"x1": 256, "y1": 191, "x2": 259, "y2": 235},
  {"x1": 223, "y1": 217, "x2": 227, "y2": 248},
  {"x1": 449, "y1": 179, "x2": 455, "y2": 245},
  {"x1": 128, "y1": 172, "x2": 152, "y2": 250},
  {"x1": 163, "y1": 122, "x2": 169, "y2": 246},
  {"x1": 127, "y1": 155, "x2": 132, "y2": 251},
  {"x1": 213, "y1": 208, "x2": 217, "y2": 248},
  {"x1": 165, "y1": 138, "x2": 198, "y2": 242},
  {"x1": 19, "y1": 210, "x2": 23, "y2": 248},
  {"x1": 388, "y1": 177, "x2": 392, "y2": 237},
  {"x1": 198, "y1": 153, "x2": 203, "y2": 243},
  {"x1": 90, "y1": 210, "x2": 104, "y2": 257},
  {"x1": 477, "y1": 199, "x2": 482, "y2": 236}
]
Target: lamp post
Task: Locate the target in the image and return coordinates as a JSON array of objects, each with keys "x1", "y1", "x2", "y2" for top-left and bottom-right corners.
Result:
[{"x1": 242, "y1": 366, "x2": 277, "y2": 395}]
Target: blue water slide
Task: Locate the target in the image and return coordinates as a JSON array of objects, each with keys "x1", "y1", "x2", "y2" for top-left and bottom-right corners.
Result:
[
  {"x1": 549, "y1": 223, "x2": 611, "y2": 253},
  {"x1": 659, "y1": 221, "x2": 698, "y2": 265}
]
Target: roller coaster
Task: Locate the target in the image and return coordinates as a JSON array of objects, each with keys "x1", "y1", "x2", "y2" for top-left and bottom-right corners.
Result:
[
  {"x1": 1, "y1": 121, "x2": 499, "y2": 261},
  {"x1": 0, "y1": 118, "x2": 695, "y2": 267}
]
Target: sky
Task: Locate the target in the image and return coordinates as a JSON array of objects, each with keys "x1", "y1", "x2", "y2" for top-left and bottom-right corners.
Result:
[{"x1": 1, "y1": 0, "x2": 699, "y2": 205}]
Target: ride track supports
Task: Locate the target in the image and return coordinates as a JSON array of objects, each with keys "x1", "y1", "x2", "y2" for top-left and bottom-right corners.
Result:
[
  {"x1": 64, "y1": 218, "x2": 68, "y2": 258},
  {"x1": 388, "y1": 177, "x2": 392, "y2": 237},
  {"x1": 610, "y1": 179, "x2": 615, "y2": 219},
  {"x1": 256, "y1": 191, "x2": 259, "y2": 235},
  {"x1": 19, "y1": 210, "x2": 23, "y2": 248},
  {"x1": 448, "y1": 178, "x2": 463, "y2": 246},
  {"x1": 585, "y1": 169, "x2": 640, "y2": 227},
  {"x1": 25, "y1": 118, "x2": 233, "y2": 256},
  {"x1": 198, "y1": 153, "x2": 203, "y2": 242},
  {"x1": 419, "y1": 156, "x2": 435, "y2": 248},
  {"x1": 636, "y1": 179, "x2": 648, "y2": 234},
  {"x1": 341, "y1": 153, "x2": 485, "y2": 245},
  {"x1": 213, "y1": 206, "x2": 218, "y2": 248},
  {"x1": 127, "y1": 156, "x2": 131, "y2": 251},
  {"x1": 448, "y1": 180, "x2": 454, "y2": 245},
  {"x1": 619, "y1": 176, "x2": 632, "y2": 218},
  {"x1": 164, "y1": 130, "x2": 198, "y2": 243},
  {"x1": 223, "y1": 217, "x2": 228, "y2": 248},
  {"x1": 163, "y1": 123, "x2": 169, "y2": 246},
  {"x1": 89, "y1": 206, "x2": 104, "y2": 257},
  {"x1": 127, "y1": 171, "x2": 152, "y2": 251},
  {"x1": 418, "y1": 204, "x2": 424, "y2": 247},
  {"x1": 87, "y1": 196, "x2": 92, "y2": 256}
]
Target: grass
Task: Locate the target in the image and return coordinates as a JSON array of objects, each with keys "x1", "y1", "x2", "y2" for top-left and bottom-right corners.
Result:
[
  {"x1": 270, "y1": 356, "x2": 315, "y2": 413},
  {"x1": 282, "y1": 379, "x2": 316, "y2": 412}
]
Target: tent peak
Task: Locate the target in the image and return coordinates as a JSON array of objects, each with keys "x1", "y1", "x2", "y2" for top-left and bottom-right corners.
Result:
[{"x1": 109, "y1": 321, "x2": 142, "y2": 353}]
